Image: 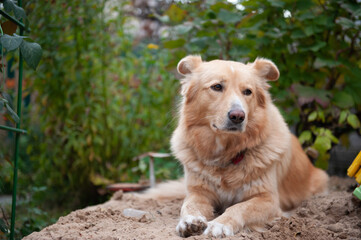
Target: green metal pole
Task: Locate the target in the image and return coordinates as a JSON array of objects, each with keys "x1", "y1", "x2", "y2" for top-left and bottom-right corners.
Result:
[
  {"x1": 10, "y1": 1, "x2": 23, "y2": 239},
  {"x1": 0, "y1": 125, "x2": 27, "y2": 134},
  {"x1": 0, "y1": 10, "x2": 29, "y2": 32}
]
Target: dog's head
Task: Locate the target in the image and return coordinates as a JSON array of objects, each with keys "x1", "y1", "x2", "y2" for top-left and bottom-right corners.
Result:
[{"x1": 177, "y1": 55, "x2": 279, "y2": 134}]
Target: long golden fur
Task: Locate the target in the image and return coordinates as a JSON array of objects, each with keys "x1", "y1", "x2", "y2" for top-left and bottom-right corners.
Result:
[
  {"x1": 138, "y1": 56, "x2": 328, "y2": 237},
  {"x1": 166, "y1": 55, "x2": 328, "y2": 238}
]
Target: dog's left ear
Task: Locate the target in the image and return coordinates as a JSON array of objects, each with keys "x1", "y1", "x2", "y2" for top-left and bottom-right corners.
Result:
[{"x1": 253, "y1": 58, "x2": 279, "y2": 81}]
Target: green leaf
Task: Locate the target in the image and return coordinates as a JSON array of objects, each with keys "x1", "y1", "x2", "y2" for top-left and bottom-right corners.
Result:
[
  {"x1": 313, "y1": 135, "x2": 332, "y2": 153},
  {"x1": 20, "y1": 40, "x2": 43, "y2": 70},
  {"x1": 314, "y1": 15, "x2": 333, "y2": 28},
  {"x1": 163, "y1": 39, "x2": 186, "y2": 49},
  {"x1": 154, "y1": 14, "x2": 170, "y2": 23},
  {"x1": 295, "y1": 0, "x2": 313, "y2": 10},
  {"x1": 333, "y1": 92, "x2": 354, "y2": 109},
  {"x1": 5, "y1": 102, "x2": 19, "y2": 124},
  {"x1": 0, "y1": 96, "x2": 9, "y2": 105},
  {"x1": 309, "y1": 41, "x2": 326, "y2": 52},
  {"x1": 338, "y1": 110, "x2": 348, "y2": 124},
  {"x1": 291, "y1": 29, "x2": 305, "y2": 39},
  {"x1": 340, "y1": 3, "x2": 361, "y2": 17},
  {"x1": 324, "y1": 129, "x2": 339, "y2": 144},
  {"x1": 174, "y1": 24, "x2": 193, "y2": 35},
  {"x1": 0, "y1": 34, "x2": 24, "y2": 51},
  {"x1": 218, "y1": 9, "x2": 241, "y2": 24},
  {"x1": 1, "y1": 92, "x2": 13, "y2": 107},
  {"x1": 13, "y1": 4, "x2": 26, "y2": 20},
  {"x1": 313, "y1": 57, "x2": 341, "y2": 68},
  {"x1": 299, "y1": 41, "x2": 326, "y2": 52},
  {"x1": 336, "y1": 17, "x2": 355, "y2": 29},
  {"x1": 304, "y1": 25, "x2": 314, "y2": 36},
  {"x1": 318, "y1": 110, "x2": 325, "y2": 123},
  {"x1": 354, "y1": 8, "x2": 361, "y2": 17},
  {"x1": 314, "y1": 153, "x2": 329, "y2": 170},
  {"x1": 0, "y1": 218, "x2": 9, "y2": 234},
  {"x1": 0, "y1": 100, "x2": 4, "y2": 112},
  {"x1": 210, "y1": 2, "x2": 232, "y2": 12},
  {"x1": 299, "y1": 130, "x2": 312, "y2": 144},
  {"x1": 3, "y1": 0, "x2": 15, "y2": 13},
  {"x1": 2, "y1": 0, "x2": 26, "y2": 20},
  {"x1": 267, "y1": 0, "x2": 285, "y2": 8},
  {"x1": 206, "y1": 10, "x2": 217, "y2": 19},
  {"x1": 298, "y1": 11, "x2": 314, "y2": 21},
  {"x1": 347, "y1": 114, "x2": 360, "y2": 129},
  {"x1": 165, "y1": 4, "x2": 186, "y2": 23},
  {"x1": 308, "y1": 111, "x2": 318, "y2": 122}
]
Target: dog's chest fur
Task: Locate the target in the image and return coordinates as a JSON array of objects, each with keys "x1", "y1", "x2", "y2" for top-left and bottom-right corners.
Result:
[{"x1": 185, "y1": 155, "x2": 264, "y2": 208}]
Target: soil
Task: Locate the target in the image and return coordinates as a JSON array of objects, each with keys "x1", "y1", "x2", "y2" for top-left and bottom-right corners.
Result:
[{"x1": 24, "y1": 177, "x2": 361, "y2": 240}]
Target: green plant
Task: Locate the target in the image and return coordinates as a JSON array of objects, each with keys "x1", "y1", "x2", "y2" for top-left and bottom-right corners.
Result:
[
  {"x1": 160, "y1": 0, "x2": 361, "y2": 168},
  {"x1": 0, "y1": 0, "x2": 42, "y2": 124},
  {"x1": 0, "y1": 0, "x2": 43, "y2": 239},
  {"x1": 22, "y1": 0, "x2": 181, "y2": 209}
]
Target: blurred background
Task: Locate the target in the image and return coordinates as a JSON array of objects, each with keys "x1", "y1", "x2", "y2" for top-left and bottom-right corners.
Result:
[{"x1": 0, "y1": 0, "x2": 360, "y2": 238}]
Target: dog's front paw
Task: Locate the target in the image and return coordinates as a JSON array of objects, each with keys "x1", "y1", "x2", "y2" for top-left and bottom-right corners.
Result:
[
  {"x1": 176, "y1": 215, "x2": 207, "y2": 237},
  {"x1": 203, "y1": 220, "x2": 234, "y2": 238}
]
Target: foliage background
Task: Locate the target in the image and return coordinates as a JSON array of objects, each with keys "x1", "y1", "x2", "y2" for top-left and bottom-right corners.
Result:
[
  {"x1": 0, "y1": 0, "x2": 360, "y2": 238},
  {"x1": 161, "y1": 0, "x2": 361, "y2": 168}
]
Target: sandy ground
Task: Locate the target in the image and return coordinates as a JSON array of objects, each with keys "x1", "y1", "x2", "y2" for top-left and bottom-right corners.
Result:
[{"x1": 24, "y1": 177, "x2": 361, "y2": 240}]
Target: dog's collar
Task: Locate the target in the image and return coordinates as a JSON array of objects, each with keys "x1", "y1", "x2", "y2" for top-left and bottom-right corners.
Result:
[{"x1": 231, "y1": 150, "x2": 246, "y2": 165}]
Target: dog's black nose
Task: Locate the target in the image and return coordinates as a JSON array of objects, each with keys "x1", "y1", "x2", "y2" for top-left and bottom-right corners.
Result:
[{"x1": 228, "y1": 109, "x2": 245, "y2": 124}]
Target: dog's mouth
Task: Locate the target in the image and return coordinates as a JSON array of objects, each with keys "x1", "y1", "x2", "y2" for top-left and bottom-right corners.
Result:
[{"x1": 212, "y1": 124, "x2": 244, "y2": 133}]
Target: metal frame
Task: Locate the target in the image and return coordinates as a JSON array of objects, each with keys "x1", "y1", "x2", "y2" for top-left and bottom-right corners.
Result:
[
  {"x1": 0, "y1": 0, "x2": 25, "y2": 239},
  {"x1": 133, "y1": 152, "x2": 172, "y2": 188}
]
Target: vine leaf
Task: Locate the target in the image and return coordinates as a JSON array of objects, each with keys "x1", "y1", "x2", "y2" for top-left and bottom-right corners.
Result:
[
  {"x1": 2, "y1": 0, "x2": 26, "y2": 20},
  {"x1": 3, "y1": 0, "x2": 14, "y2": 13},
  {"x1": 0, "y1": 99, "x2": 4, "y2": 112},
  {"x1": 0, "y1": 34, "x2": 24, "y2": 51},
  {"x1": 1, "y1": 92, "x2": 18, "y2": 123},
  {"x1": 20, "y1": 40, "x2": 42, "y2": 70},
  {"x1": 4, "y1": 102, "x2": 19, "y2": 124},
  {"x1": 13, "y1": 4, "x2": 26, "y2": 20},
  {"x1": 298, "y1": 130, "x2": 312, "y2": 144},
  {"x1": 0, "y1": 218, "x2": 10, "y2": 234},
  {"x1": 1, "y1": 91, "x2": 13, "y2": 107}
]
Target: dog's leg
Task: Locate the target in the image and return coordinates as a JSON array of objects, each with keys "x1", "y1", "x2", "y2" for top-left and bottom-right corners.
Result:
[
  {"x1": 204, "y1": 192, "x2": 281, "y2": 237},
  {"x1": 176, "y1": 189, "x2": 215, "y2": 237}
]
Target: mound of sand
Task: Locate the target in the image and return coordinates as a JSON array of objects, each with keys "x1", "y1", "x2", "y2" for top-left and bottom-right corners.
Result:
[{"x1": 24, "y1": 177, "x2": 361, "y2": 240}]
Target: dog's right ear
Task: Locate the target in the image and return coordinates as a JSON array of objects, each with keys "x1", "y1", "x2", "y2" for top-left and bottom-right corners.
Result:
[{"x1": 177, "y1": 55, "x2": 202, "y2": 76}]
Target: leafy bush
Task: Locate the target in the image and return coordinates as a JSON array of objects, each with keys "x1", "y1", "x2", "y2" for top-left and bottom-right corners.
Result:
[
  {"x1": 20, "y1": 1, "x2": 182, "y2": 207},
  {"x1": 160, "y1": 0, "x2": 361, "y2": 168}
]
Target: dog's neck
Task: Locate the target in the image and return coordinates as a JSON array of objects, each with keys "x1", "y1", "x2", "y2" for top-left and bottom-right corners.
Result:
[{"x1": 231, "y1": 150, "x2": 247, "y2": 165}]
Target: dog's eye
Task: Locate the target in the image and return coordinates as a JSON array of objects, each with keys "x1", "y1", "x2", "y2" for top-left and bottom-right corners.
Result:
[
  {"x1": 211, "y1": 84, "x2": 223, "y2": 92},
  {"x1": 243, "y1": 89, "x2": 252, "y2": 96}
]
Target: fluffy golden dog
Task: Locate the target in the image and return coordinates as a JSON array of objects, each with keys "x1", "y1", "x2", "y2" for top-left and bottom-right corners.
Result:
[{"x1": 167, "y1": 55, "x2": 328, "y2": 238}]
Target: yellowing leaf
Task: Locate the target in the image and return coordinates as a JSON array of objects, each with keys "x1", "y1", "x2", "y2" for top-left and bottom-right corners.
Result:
[
  {"x1": 339, "y1": 110, "x2": 348, "y2": 124},
  {"x1": 299, "y1": 130, "x2": 312, "y2": 144},
  {"x1": 147, "y1": 43, "x2": 159, "y2": 50},
  {"x1": 308, "y1": 111, "x2": 318, "y2": 122},
  {"x1": 347, "y1": 114, "x2": 361, "y2": 129}
]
